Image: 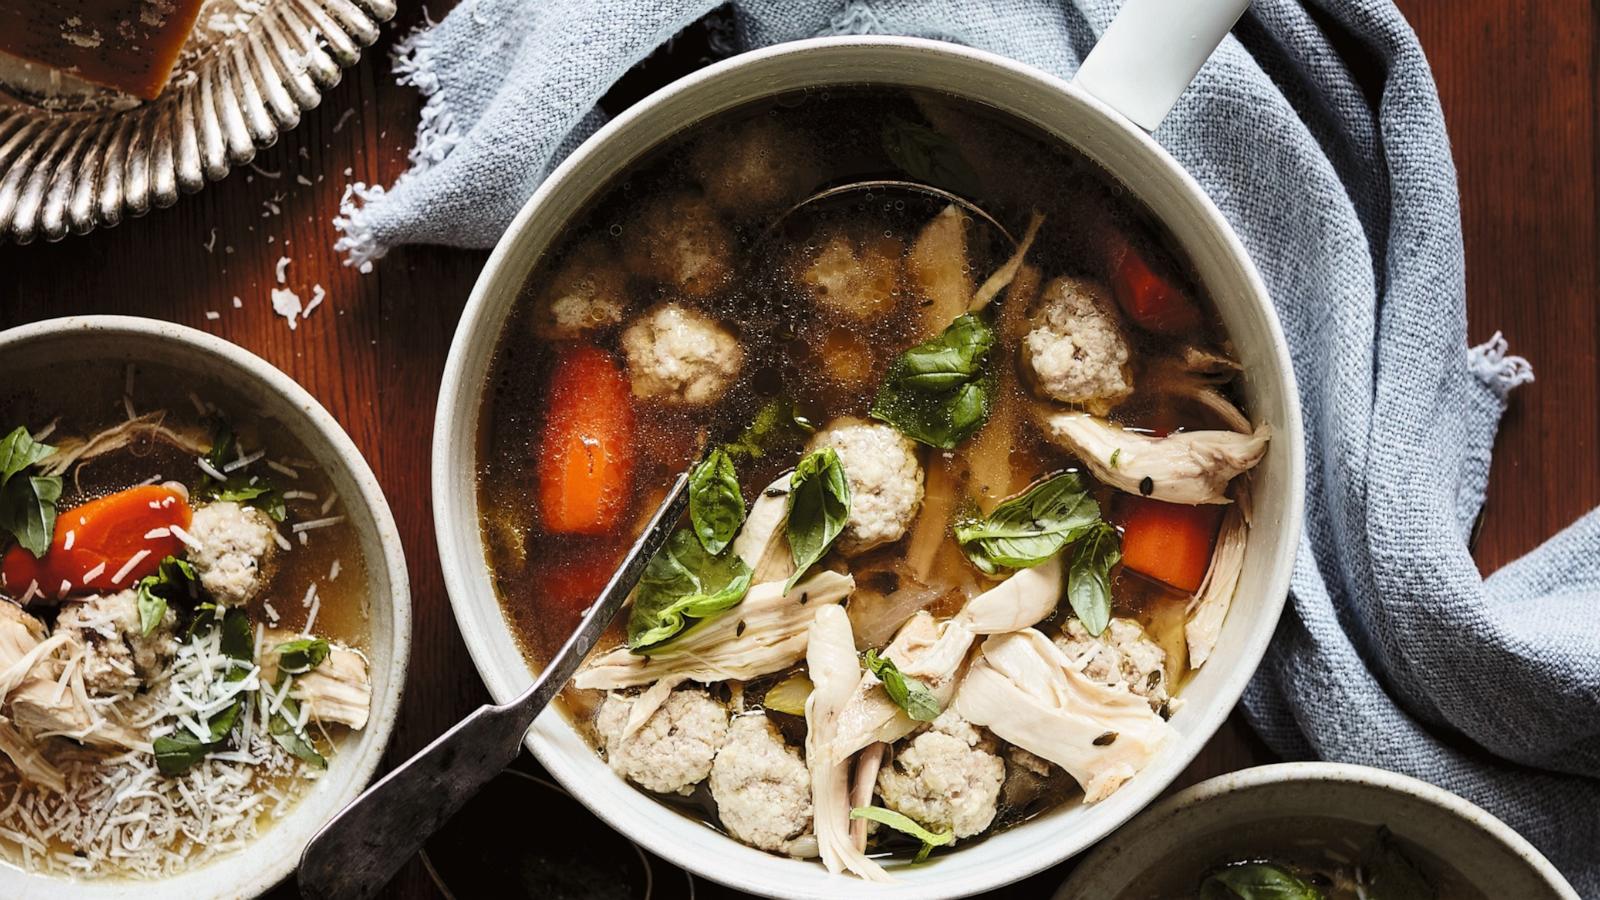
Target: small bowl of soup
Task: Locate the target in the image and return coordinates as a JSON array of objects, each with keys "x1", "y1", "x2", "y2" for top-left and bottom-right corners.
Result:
[
  {"x1": 435, "y1": 32, "x2": 1304, "y2": 900},
  {"x1": 0, "y1": 316, "x2": 410, "y2": 900},
  {"x1": 1055, "y1": 762, "x2": 1579, "y2": 899}
]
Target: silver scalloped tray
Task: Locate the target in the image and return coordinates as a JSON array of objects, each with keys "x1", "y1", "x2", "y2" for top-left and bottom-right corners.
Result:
[{"x1": 0, "y1": 0, "x2": 395, "y2": 244}]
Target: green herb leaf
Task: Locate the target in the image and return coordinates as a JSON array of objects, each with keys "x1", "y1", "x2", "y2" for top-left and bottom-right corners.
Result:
[
  {"x1": 1067, "y1": 522, "x2": 1121, "y2": 637},
  {"x1": 269, "y1": 677, "x2": 327, "y2": 769},
  {"x1": 724, "y1": 397, "x2": 815, "y2": 461},
  {"x1": 689, "y1": 448, "x2": 744, "y2": 556},
  {"x1": 1199, "y1": 862, "x2": 1326, "y2": 900},
  {"x1": 204, "y1": 417, "x2": 236, "y2": 471},
  {"x1": 275, "y1": 637, "x2": 331, "y2": 675},
  {"x1": 870, "y1": 314, "x2": 996, "y2": 449},
  {"x1": 627, "y1": 529, "x2": 754, "y2": 652},
  {"x1": 954, "y1": 472, "x2": 1101, "y2": 575},
  {"x1": 880, "y1": 116, "x2": 982, "y2": 199},
  {"x1": 783, "y1": 448, "x2": 851, "y2": 593},
  {"x1": 0, "y1": 474, "x2": 61, "y2": 558},
  {"x1": 1359, "y1": 827, "x2": 1436, "y2": 900},
  {"x1": 197, "y1": 417, "x2": 286, "y2": 522},
  {"x1": 135, "y1": 556, "x2": 198, "y2": 636},
  {"x1": 153, "y1": 732, "x2": 212, "y2": 776},
  {"x1": 0, "y1": 427, "x2": 54, "y2": 482},
  {"x1": 861, "y1": 649, "x2": 940, "y2": 722},
  {"x1": 849, "y1": 806, "x2": 955, "y2": 863},
  {"x1": 218, "y1": 605, "x2": 254, "y2": 662}
]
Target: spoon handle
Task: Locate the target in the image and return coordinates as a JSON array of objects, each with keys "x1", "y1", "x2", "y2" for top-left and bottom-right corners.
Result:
[{"x1": 296, "y1": 471, "x2": 692, "y2": 900}]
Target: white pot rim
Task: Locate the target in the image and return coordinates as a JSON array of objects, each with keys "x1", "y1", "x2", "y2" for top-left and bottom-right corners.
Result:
[{"x1": 434, "y1": 34, "x2": 1305, "y2": 900}]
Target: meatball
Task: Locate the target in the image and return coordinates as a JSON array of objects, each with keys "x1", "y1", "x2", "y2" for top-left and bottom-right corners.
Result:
[
  {"x1": 621, "y1": 191, "x2": 734, "y2": 297},
  {"x1": 690, "y1": 118, "x2": 819, "y2": 215},
  {"x1": 807, "y1": 419, "x2": 924, "y2": 555},
  {"x1": 710, "y1": 712, "x2": 812, "y2": 853},
  {"x1": 56, "y1": 589, "x2": 177, "y2": 695},
  {"x1": 595, "y1": 687, "x2": 729, "y2": 795},
  {"x1": 1055, "y1": 617, "x2": 1171, "y2": 713},
  {"x1": 620, "y1": 303, "x2": 744, "y2": 405},
  {"x1": 185, "y1": 501, "x2": 279, "y2": 605},
  {"x1": 530, "y1": 238, "x2": 629, "y2": 339},
  {"x1": 876, "y1": 711, "x2": 1004, "y2": 840},
  {"x1": 792, "y1": 228, "x2": 904, "y2": 321},
  {"x1": 1021, "y1": 276, "x2": 1134, "y2": 414}
]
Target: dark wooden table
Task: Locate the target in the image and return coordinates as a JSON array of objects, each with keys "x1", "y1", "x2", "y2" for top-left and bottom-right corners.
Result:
[{"x1": 0, "y1": 1, "x2": 1593, "y2": 897}]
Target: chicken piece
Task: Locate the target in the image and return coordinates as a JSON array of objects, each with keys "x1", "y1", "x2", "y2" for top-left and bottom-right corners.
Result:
[
  {"x1": 954, "y1": 629, "x2": 1175, "y2": 803},
  {"x1": 620, "y1": 303, "x2": 744, "y2": 406},
  {"x1": 1055, "y1": 617, "x2": 1171, "y2": 713},
  {"x1": 710, "y1": 712, "x2": 813, "y2": 853},
  {"x1": 804, "y1": 604, "x2": 891, "y2": 882},
  {"x1": 1186, "y1": 482, "x2": 1249, "y2": 669},
  {"x1": 1144, "y1": 346, "x2": 1251, "y2": 433},
  {"x1": 877, "y1": 710, "x2": 1004, "y2": 840},
  {"x1": 575, "y1": 571, "x2": 855, "y2": 690},
  {"x1": 906, "y1": 205, "x2": 974, "y2": 333},
  {"x1": 0, "y1": 601, "x2": 45, "y2": 670},
  {"x1": 950, "y1": 554, "x2": 1063, "y2": 633},
  {"x1": 793, "y1": 229, "x2": 904, "y2": 322},
  {"x1": 690, "y1": 118, "x2": 819, "y2": 215},
  {"x1": 596, "y1": 687, "x2": 728, "y2": 795},
  {"x1": 186, "y1": 501, "x2": 279, "y2": 604},
  {"x1": 0, "y1": 717, "x2": 63, "y2": 792},
  {"x1": 260, "y1": 630, "x2": 373, "y2": 730},
  {"x1": 530, "y1": 238, "x2": 629, "y2": 340},
  {"x1": 621, "y1": 191, "x2": 734, "y2": 297},
  {"x1": 1036, "y1": 410, "x2": 1270, "y2": 505},
  {"x1": 808, "y1": 419, "x2": 924, "y2": 555},
  {"x1": 1021, "y1": 277, "x2": 1134, "y2": 415},
  {"x1": 731, "y1": 473, "x2": 795, "y2": 584},
  {"x1": 55, "y1": 589, "x2": 179, "y2": 695}
]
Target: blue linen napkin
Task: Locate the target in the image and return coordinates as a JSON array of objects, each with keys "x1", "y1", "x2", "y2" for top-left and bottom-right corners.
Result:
[{"x1": 336, "y1": 1, "x2": 1600, "y2": 892}]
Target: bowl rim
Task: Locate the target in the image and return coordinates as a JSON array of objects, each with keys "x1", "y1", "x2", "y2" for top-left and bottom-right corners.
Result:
[
  {"x1": 0, "y1": 314, "x2": 412, "y2": 899},
  {"x1": 433, "y1": 33, "x2": 1306, "y2": 900},
  {"x1": 1054, "y1": 761, "x2": 1581, "y2": 899}
]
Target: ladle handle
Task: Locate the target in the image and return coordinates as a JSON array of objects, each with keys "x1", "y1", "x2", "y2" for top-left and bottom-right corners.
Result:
[{"x1": 1072, "y1": 0, "x2": 1251, "y2": 131}]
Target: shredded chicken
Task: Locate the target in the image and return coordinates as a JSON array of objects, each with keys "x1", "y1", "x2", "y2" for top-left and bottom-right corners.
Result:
[
  {"x1": 731, "y1": 473, "x2": 794, "y2": 584},
  {"x1": 954, "y1": 629, "x2": 1175, "y2": 803},
  {"x1": 1036, "y1": 410, "x2": 1269, "y2": 505},
  {"x1": 260, "y1": 630, "x2": 372, "y2": 730},
  {"x1": 38, "y1": 412, "x2": 209, "y2": 482},
  {"x1": 1186, "y1": 480, "x2": 1251, "y2": 668}
]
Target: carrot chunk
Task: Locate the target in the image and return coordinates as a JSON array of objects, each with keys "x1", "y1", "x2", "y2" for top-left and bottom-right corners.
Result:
[
  {"x1": 537, "y1": 345, "x2": 636, "y2": 535},
  {"x1": 2, "y1": 484, "x2": 192, "y2": 598},
  {"x1": 1112, "y1": 244, "x2": 1203, "y2": 335},
  {"x1": 1115, "y1": 496, "x2": 1223, "y2": 593}
]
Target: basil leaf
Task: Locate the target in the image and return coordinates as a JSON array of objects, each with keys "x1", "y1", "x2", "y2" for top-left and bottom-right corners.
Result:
[
  {"x1": 955, "y1": 472, "x2": 1101, "y2": 575},
  {"x1": 689, "y1": 448, "x2": 744, "y2": 556},
  {"x1": 135, "y1": 556, "x2": 199, "y2": 636},
  {"x1": 861, "y1": 649, "x2": 939, "y2": 722},
  {"x1": 1067, "y1": 522, "x2": 1121, "y2": 637},
  {"x1": 204, "y1": 417, "x2": 237, "y2": 471},
  {"x1": 153, "y1": 732, "x2": 212, "y2": 775},
  {"x1": 0, "y1": 427, "x2": 54, "y2": 482},
  {"x1": 880, "y1": 116, "x2": 981, "y2": 199},
  {"x1": 0, "y1": 474, "x2": 61, "y2": 559},
  {"x1": 783, "y1": 448, "x2": 851, "y2": 593},
  {"x1": 870, "y1": 314, "x2": 996, "y2": 449},
  {"x1": 216, "y1": 605, "x2": 254, "y2": 662},
  {"x1": 269, "y1": 677, "x2": 327, "y2": 770},
  {"x1": 197, "y1": 417, "x2": 286, "y2": 522},
  {"x1": 275, "y1": 637, "x2": 331, "y2": 675},
  {"x1": 627, "y1": 529, "x2": 754, "y2": 652},
  {"x1": 1199, "y1": 862, "x2": 1326, "y2": 900},
  {"x1": 724, "y1": 397, "x2": 815, "y2": 461},
  {"x1": 849, "y1": 805, "x2": 955, "y2": 863},
  {"x1": 1360, "y1": 827, "x2": 1436, "y2": 900}
]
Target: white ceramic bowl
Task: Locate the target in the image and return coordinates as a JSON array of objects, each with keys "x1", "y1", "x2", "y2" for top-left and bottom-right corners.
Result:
[
  {"x1": 0, "y1": 316, "x2": 411, "y2": 900},
  {"x1": 1055, "y1": 762, "x2": 1579, "y2": 898},
  {"x1": 433, "y1": 35, "x2": 1305, "y2": 900}
]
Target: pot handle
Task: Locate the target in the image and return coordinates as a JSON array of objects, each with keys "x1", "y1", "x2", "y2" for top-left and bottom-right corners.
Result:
[{"x1": 1072, "y1": 0, "x2": 1251, "y2": 131}]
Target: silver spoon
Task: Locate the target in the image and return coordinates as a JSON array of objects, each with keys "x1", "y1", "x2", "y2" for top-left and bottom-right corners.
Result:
[{"x1": 296, "y1": 468, "x2": 692, "y2": 900}]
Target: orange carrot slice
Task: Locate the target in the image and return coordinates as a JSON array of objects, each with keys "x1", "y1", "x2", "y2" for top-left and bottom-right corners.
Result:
[
  {"x1": 1115, "y1": 496, "x2": 1222, "y2": 593},
  {"x1": 3, "y1": 484, "x2": 192, "y2": 599},
  {"x1": 538, "y1": 345, "x2": 636, "y2": 535}
]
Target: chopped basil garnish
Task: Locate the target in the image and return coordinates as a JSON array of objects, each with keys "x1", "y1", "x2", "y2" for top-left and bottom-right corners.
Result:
[
  {"x1": 1066, "y1": 522, "x2": 1121, "y2": 637},
  {"x1": 880, "y1": 115, "x2": 981, "y2": 199},
  {"x1": 135, "y1": 556, "x2": 198, "y2": 636},
  {"x1": 783, "y1": 448, "x2": 851, "y2": 593},
  {"x1": 275, "y1": 637, "x2": 331, "y2": 675},
  {"x1": 196, "y1": 418, "x2": 286, "y2": 522},
  {"x1": 724, "y1": 397, "x2": 815, "y2": 461},
  {"x1": 689, "y1": 447, "x2": 744, "y2": 556},
  {"x1": 155, "y1": 605, "x2": 254, "y2": 774},
  {"x1": 954, "y1": 472, "x2": 1101, "y2": 575},
  {"x1": 269, "y1": 675, "x2": 327, "y2": 770},
  {"x1": 627, "y1": 529, "x2": 753, "y2": 652},
  {"x1": 0, "y1": 426, "x2": 61, "y2": 559},
  {"x1": 861, "y1": 649, "x2": 939, "y2": 722},
  {"x1": 870, "y1": 314, "x2": 996, "y2": 449},
  {"x1": 849, "y1": 806, "x2": 955, "y2": 863},
  {"x1": 1199, "y1": 862, "x2": 1326, "y2": 900}
]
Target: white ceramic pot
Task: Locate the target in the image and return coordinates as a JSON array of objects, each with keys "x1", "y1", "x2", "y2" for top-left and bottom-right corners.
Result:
[
  {"x1": 433, "y1": 4, "x2": 1305, "y2": 897},
  {"x1": 1055, "y1": 762, "x2": 1579, "y2": 898},
  {"x1": 0, "y1": 316, "x2": 411, "y2": 900}
]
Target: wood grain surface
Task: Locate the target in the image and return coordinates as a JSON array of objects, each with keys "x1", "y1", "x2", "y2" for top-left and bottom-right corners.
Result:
[{"x1": 0, "y1": 1, "x2": 1593, "y2": 897}]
